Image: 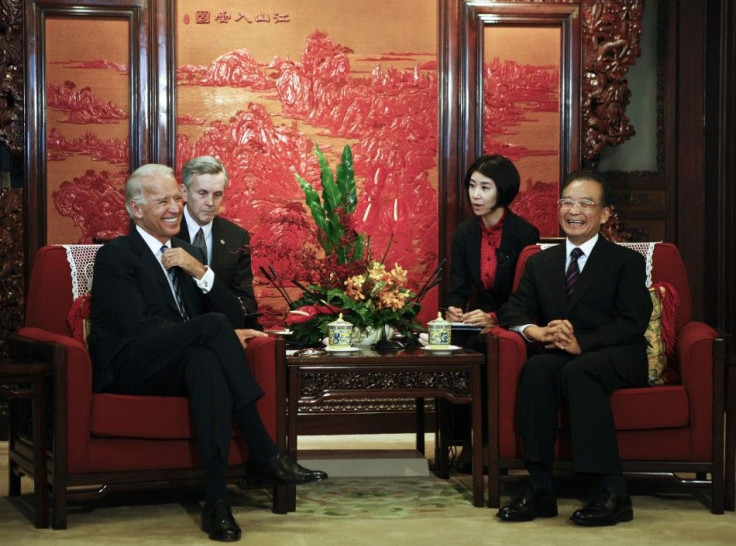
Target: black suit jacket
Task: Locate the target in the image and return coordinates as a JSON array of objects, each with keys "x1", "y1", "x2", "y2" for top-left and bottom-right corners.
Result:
[
  {"x1": 88, "y1": 228, "x2": 246, "y2": 392},
  {"x1": 498, "y1": 236, "x2": 652, "y2": 385},
  {"x1": 178, "y1": 216, "x2": 258, "y2": 320},
  {"x1": 446, "y1": 210, "x2": 539, "y2": 312}
]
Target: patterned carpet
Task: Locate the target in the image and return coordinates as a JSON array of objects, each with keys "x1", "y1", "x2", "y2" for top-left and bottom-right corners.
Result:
[{"x1": 231, "y1": 477, "x2": 475, "y2": 519}]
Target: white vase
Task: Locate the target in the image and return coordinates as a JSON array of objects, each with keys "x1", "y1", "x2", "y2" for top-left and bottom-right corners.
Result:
[{"x1": 351, "y1": 325, "x2": 394, "y2": 347}]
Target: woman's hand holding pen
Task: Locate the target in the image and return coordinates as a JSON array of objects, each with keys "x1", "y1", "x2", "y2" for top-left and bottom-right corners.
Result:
[
  {"x1": 446, "y1": 306, "x2": 464, "y2": 322},
  {"x1": 445, "y1": 306, "x2": 496, "y2": 328}
]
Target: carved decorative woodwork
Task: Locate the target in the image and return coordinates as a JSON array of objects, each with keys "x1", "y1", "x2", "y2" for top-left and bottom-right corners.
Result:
[
  {"x1": 0, "y1": 188, "x2": 24, "y2": 354},
  {"x1": 300, "y1": 370, "x2": 472, "y2": 400},
  {"x1": 298, "y1": 397, "x2": 430, "y2": 414},
  {"x1": 0, "y1": 0, "x2": 23, "y2": 155},
  {"x1": 581, "y1": 0, "x2": 643, "y2": 161}
]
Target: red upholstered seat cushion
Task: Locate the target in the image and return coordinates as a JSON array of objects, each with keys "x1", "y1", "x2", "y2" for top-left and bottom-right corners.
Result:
[
  {"x1": 559, "y1": 385, "x2": 689, "y2": 432},
  {"x1": 611, "y1": 385, "x2": 689, "y2": 430},
  {"x1": 91, "y1": 393, "x2": 239, "y2": 439}
]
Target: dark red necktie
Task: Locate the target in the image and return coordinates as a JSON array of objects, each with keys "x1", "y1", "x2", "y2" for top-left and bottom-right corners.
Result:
[{"x1": 565, "y1": 248, "x2": 584, "y2": 297}]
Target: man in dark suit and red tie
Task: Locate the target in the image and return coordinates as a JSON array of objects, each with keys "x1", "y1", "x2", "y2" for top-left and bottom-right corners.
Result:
[
  {"x1": 88, "y1": 164, "x2": 326, "y2": 542},
  {"x1": 495, "y1": 170, "x2": 652, "y2": 526},
  {"x1": 177, "y1": 156, "x2": 261, "y2": 329}
]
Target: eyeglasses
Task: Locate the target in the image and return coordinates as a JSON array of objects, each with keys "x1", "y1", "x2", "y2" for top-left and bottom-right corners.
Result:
[{"x1": 557, "y1": 198, "x2": 600, "y2": 210}]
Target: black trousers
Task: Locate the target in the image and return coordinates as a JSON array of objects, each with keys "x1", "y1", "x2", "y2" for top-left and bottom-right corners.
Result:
[
  {"x1": 447, "y1": 330, "x2": 486, "y2": 444},
  {"x1": 517, "y1": 349, "x2": 638, "y2": 475},
  {"x1": 107, "y1": 313, "x2": 264, "y2": 467}
]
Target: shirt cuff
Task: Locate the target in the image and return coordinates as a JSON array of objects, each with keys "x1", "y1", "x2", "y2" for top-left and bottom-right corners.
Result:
[
  {"x1": 194, "y1": 266, "x2": 215, "y2": 293},
  {"x1": 511, "y1": 323, "x2": 534, "y2": 342}
]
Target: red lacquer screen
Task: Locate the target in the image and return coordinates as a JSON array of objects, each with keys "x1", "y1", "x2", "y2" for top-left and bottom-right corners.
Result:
[
  {"x1": 44, "y1": 17, "x2": 131, "y2": 244},
  {"x1": 175, "y1": 0, "x2": 440, "y2": 326},
  {"x1": 482, "y1": 26, "x2": 561, "y2": 237}
]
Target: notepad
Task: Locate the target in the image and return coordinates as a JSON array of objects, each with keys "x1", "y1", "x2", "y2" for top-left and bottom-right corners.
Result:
[{"x1": 449, "y1": 322, "x2": 483, "y2": 332}]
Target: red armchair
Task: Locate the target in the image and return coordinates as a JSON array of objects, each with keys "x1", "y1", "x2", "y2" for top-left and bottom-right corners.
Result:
[
  {"x1": 8, "y1": 245, "x2": 286, "y2": 528},
  {"x1": 486, "y1": 242, "x2": 726, "y2": 513}
]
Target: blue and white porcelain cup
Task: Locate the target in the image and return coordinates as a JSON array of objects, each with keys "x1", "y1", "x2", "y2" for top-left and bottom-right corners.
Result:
[
  {"x1": 427, "y1": 312, "x2": 451, "y2": 347},
  {"x1": 328, "y1": 313, "x2": 353, "y2": 347}
]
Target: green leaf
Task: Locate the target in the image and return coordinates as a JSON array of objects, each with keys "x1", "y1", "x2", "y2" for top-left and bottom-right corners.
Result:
[
  {"x1": 295, "y1": 174, "x2": 329, "y2": 247},
  {"x1": 295, "y1": 143, "x2": 366, "y2": 263},
  {"x1": 336, "y1": 145, "x2": 357, "y2": 213},
  {"x1": 315, "y1": 147, "x2": 347, "y2": 253}
]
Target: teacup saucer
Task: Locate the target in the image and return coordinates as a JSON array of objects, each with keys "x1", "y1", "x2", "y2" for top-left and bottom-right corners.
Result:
[
  {"x1": 420, "y1": 344, "x2": 461, "y2": 355},
  {"x1": 324, "y1": 346, "x2": 361, "y2": 355}
]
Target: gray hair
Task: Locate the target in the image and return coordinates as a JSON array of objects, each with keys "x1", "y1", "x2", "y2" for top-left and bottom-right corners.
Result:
[
  {"x1": 181, "y1": 156, "x2": 229, "y2": 190},
  {"x1": 125, "y1": 164, "x2": 176, "y2": 219}
]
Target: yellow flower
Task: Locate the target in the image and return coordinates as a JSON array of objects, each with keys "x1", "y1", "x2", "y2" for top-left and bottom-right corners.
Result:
[
  {"x1": 376, "y1": 287, "x2": 409, "y2": 311},
  {"x1": 344, "y1": 274, "x2": 366, "y2": 301},
  {"x1": 367, "y1": 261, "x2": 387, "y2": 281},
  {"x1": 388, "y1": 263, "x2": 408, "y2": 286}
]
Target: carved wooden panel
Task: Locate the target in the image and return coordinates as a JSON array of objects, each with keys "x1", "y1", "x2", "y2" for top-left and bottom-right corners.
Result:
[
  {"x1": 0, "y1": 0, "x2": 23, "y2": 155},
  {"x1": 0, "y1": 188, "x2": 23, "y2": 354},
  {"x1": 300, "y1": 370, "x2": 472, "y2": 400},
  {"x1": 581, "y1": 0, "x2": 644, "y2": 160}
]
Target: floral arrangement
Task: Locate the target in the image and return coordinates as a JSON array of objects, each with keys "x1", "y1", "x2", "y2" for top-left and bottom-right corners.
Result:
[
  {"x1": 264, "y1": 144, "x2": 426, "y2": 345},
  {"x1": 286, "y1": 259, "x2": 421, "y2": 345}
]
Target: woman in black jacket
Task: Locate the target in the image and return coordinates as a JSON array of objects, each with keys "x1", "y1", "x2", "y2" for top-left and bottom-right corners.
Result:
[{"x1": 444, "y1": 154, "x2": 540, "y2": 471}]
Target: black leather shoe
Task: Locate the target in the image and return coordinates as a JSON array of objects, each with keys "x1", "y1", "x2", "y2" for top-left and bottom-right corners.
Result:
[
  {"x1": 497, "y1": 486, "x2": 558, "y2": 522},
  {"x1": 245, "y1": 451, "x2": 328, "y2": 486},
  {"x1": 201, "y1": 499, "x2": 241, "y2": 542},
  {"x1": 570, "y1": 487, "x2": 633, "y2": 526}
]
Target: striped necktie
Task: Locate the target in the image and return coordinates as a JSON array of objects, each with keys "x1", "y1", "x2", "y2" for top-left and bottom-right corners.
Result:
[
  {"x1": 161, "y1": 246, "x2": 189, "y2": 320},
  {"x1": 565, "y1": 248, "x2": 584, "y2": 297}
]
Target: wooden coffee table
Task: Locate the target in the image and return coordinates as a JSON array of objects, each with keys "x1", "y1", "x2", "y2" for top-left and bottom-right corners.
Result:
[{"x1": 273, "y1": 337, "x2": 485, "y2": 512}]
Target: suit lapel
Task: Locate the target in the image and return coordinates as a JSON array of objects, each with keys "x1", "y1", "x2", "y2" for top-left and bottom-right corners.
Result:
[
  {"x1": 463, "y1": 221, "x2": 482, "y2": 288},
  {"x1": 131, "y1": 229, "x2": 181, "y2": 316},
  {"x1": 566, "y1": 237, "x2": 613, "y2": 311},
  {"x1": 543, "y1": 243, "x2": 568, "y2": 314},
  {"x1": 177, "y1": 225, "x2": 192, "y2": 244},
  {"x1": 210, "y1": 217, "x2": 229, "y2": 273},
  {"x1": 170, "y1": 238, "x2": 201, "y2": 317}
]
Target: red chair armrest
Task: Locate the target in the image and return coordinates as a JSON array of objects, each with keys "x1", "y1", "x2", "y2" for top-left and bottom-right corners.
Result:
[
  {"x1": 488, "y1": 326, "x2": 527, "y2": 458},
  {"x1": 245, "y1": 336, "x2": 278, "y2": 441},
  {"x1": 677, "y1": 321, "x2": 719, "y2": 384},
  {"x1": 16, "y1": 326, "x2": 94, "y2": 469},
  {"x1": 676, "y1": 321, "x2": 721, "y2": 461}
]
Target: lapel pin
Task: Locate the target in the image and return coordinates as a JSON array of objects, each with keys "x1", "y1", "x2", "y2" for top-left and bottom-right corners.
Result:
[{"x1": 220, "y1": 239, "x2": 225, "y2": 245}]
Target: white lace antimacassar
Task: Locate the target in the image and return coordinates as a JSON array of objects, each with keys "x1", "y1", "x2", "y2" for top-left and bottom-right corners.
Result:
[
  {"x1": 61, "y1": 244, "x2": 102, "y2": 299},
  {"x1": 539, "y1": 241, "x2": 658, "y2": 287}
]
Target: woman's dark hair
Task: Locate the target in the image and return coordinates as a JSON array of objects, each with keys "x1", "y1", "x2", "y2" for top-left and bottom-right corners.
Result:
[
  {"x1": 464, "y1": 155, "x2": 520, "y2": 209},
  {"x1": 562, "y1": 169, "x2": 612, "y2": 207}
]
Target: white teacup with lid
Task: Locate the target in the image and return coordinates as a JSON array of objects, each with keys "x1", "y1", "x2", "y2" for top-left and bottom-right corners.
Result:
[
  {"x1": 427, "y1": 312, "x2": 451, "y2": 347},
  {"x1": 328, "y1": 313, "x2": 353, "y2": 348}
]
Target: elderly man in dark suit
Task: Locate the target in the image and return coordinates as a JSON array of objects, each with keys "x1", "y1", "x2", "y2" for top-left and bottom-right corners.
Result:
[
  {"x1": 495, "y1": 170, "x2": 652, "y2": 526},
  {"x1": 177, "y1": 156, "x2": 260, "y2": 328},
  {"x1": 88, "y1": 164, "x2": 326, "y2": 542}
]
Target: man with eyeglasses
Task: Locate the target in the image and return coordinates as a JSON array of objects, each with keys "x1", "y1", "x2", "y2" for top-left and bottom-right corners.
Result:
[{"x1": 495, "y1": 170, "x2": 652, "y2": 526}]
